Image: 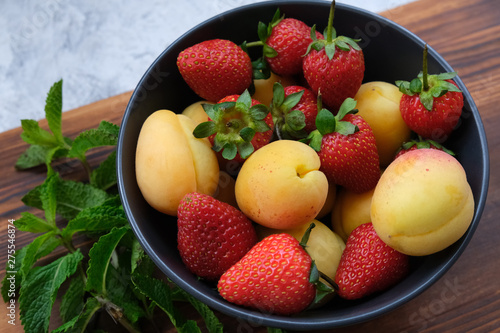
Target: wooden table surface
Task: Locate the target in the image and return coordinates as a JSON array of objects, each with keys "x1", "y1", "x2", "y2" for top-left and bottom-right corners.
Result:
[{"x1": 1, "y1": 0, "x2": 499, "y2": 332}]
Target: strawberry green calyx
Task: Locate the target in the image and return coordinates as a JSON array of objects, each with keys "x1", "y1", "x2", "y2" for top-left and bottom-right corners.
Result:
[
  {"x1": 304, "y1": 0, "x2": 361, "y2": 60},
  {"x1": 303, "y1": 97, "x2": 359, "y2": 151},
  {"x1": 193, "y1": 90, "x2": 270, "y2": 160},
  {"x1": 396, "y1": 44, "x2": 462, "y2": 111},
  {"x1": 300, "y1": 222, "x2": 337, "y2": 307},
  {"x1": 400, "y1": 136, "x2": 455, "y2": 156},
  {"x1": 270, "y1": 82, "x2": 307, "y2": 140},
  {"x1": 256, "y1": 8, "x2": 284, "y2": 59},
  {"x1": 242, "y1": 9, "x2": 283, "y2": 80}
]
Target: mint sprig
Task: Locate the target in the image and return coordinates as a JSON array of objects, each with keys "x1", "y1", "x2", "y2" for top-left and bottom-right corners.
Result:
[{"x1": 2, "y1": 80, "x2": 225, "y2": 333}]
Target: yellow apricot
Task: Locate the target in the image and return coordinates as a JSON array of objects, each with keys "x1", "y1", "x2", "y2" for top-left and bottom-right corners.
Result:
[
  {"x1": 181, "y1": 100, "x2": 211, "y2": 126},
  {"x1": 371, "y1": 149, "x2": 474, "y2": 256},
  {"x1": 235, "y1": 140, "x2": 328, "y2": 229},
  {"x1": 135, "y1": 110, "x2": 219, "y2": 216},
  {"x1": 331, "y1": 187, "x2": 374, "y2": 242},
  {"x1": 354, "y1": 81, "x2": 411, "y2": 167}
]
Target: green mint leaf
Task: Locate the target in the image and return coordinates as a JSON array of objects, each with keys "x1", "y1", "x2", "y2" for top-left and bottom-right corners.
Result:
[
  {"x1": 132, "y1": 273, "x2": 188, "y2": 330},
  {"x1": 40, "y1": 172, "x2": 58, "y2": 225},
  {"x1": 62, "y1": 197, "x2": 127, "y2": 240},
  {"x1": 14, "y1": 212, "x2": 55, "y2": 233},
  {"x1": 60, "y1": 274, "x2": 85, "y2": 323},
  {"x1": 22, "y1": 176, "x2": 110, "y2": 220},
  {"x1": 133, "y1": 250, "x2": 155, "y2": 277},
  {"x1": 316, "y1": 109, "x2": 336, "y2": 135},
  {"x1": 221, "y1": 143, "x2": 238, "y2": 160},
  {"x1": 1, "y1": 246, "x2": 27, "y2": 302},
  {"x1": 15, "y1": 144, "x2": 69, "y2": 170},
  {"x1": 20, "y1": 119, "x2": 58, "y2": 147},
  {"x1": 172, "y1": 285, "x2": 224, "y2": 333},
  {"x1": 285, "y1": 110, "x2": 306, "y2": 131},
  {"x1": 130, "y1": 239, "x2": 145, "y2": 274},
  {"x1": 45, "y1": 79, "x2": 64, "y2": 144},
  {"x1": 193, "y1": 121, "x2": 216, "y2": 138},
  {"x1": 90, "y1": 150, "x2": 117, "y2": 190},
  {"x1": 19, "y1": 250, "x2": 83, "y2": 333},
  {"x1": 180, "y1": 321, "x2": 203, "y2": 333},
  {"x1": 54, "y1": 179, "x2": 110, "y2": 219},
  {"x1": 86, "y1": 226, "x2": 130, "y2": 295},
  {"x1": 19, "y1": 231, "x2": 61, "y2": 281},
  {"x1": 53, "y1": 296, "x2": 101, "y2": 333},
  {"x1": 106, "y1": 265, "x2": 145, "y2": 324},
  {"x1": 68, "y1": 121, "x2": 119, "y2": 160}
]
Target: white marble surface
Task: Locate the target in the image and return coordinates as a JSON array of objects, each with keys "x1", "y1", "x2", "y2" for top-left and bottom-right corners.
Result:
[{"x1": 0, "y1": 0, "x2": 415, "y2": 133}]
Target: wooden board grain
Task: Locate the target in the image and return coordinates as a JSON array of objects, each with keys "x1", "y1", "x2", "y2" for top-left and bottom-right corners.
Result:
[{"x1": 1, "y1": 0, "x2": 499, "y2": 332}]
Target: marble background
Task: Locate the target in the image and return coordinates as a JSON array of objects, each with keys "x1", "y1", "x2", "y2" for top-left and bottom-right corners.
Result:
[{"x1": 0, "y1": 0, "x2": 415, "y2": 133}]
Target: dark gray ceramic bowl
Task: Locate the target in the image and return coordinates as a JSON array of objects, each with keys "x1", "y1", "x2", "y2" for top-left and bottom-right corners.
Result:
[{"x1": 117, "y1": 1, "x2": 489, "y2": 330}]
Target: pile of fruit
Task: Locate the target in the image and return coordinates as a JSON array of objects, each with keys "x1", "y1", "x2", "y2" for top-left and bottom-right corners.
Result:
[{"x1": 134, "y1": 2, "x2": 475, "y2": 316}]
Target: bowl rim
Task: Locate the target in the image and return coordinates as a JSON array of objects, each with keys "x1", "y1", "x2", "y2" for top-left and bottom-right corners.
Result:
[{"x1": 117, "y1": 0, "x2": 490, "y2": 330}]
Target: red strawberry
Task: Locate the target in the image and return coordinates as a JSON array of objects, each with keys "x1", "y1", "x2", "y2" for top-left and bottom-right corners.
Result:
[
  {"x1": 302, "y1": 2, "x2": 364, "y2": 111},
  {"x1": 394, "y1": 136, "x2": 455, "y2": 160},
  {"x1": 177, "y1": 39, "x2": 252, "y2": 102},
  {"x1": 177, "y1": 192, "x2": 257, "y2": 281},
  {"x1": 269, "y1": 83, "x2": 318, "y2": 139},
  {"x1": 335, "y1": 223, "x2": 410, "y2": 300},
  {"x1": 396, "y1": 45, "x2": 464, "y2": 143},
  {"x1": 303, "y1": 98, "x2": 380, "y2": 193},
  {"x1": 217, "y1": 233, "x2": 317, "y2": 315},
  {"x1": 193, "y1": 90, "x2": 273, "y2": 163},
  {"x1": 257, "y1": 10, "x2": 323, "y2": 76}
]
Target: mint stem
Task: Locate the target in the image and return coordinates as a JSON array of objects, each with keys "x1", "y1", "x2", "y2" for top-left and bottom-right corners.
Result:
[
  {"x1": 327, "y1": 0, "x2": 335, "y2": 42},
  {"x1": 422, "y1": 44, "x2": 429, "y2": 91},
  {"x1": 80, "y1": 157, "x2": 93, "y2": 180}
]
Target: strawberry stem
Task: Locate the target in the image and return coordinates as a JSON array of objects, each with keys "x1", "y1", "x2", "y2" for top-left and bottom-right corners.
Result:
[
  {"x1": 245, "y1": 41, "x2": 264, "y2": 48},
  {"x1": 422, "y1": 44, "x2": 429, "y2": 91},
  {"x1": 326, "y1": 0, "x2": 335, "y2": 42}
]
